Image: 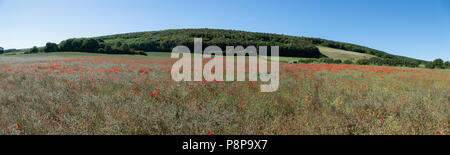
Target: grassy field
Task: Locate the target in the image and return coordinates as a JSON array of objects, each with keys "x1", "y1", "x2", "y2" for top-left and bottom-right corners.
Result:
[
  {"x1": 318, "y1": 46, "x2": 376, "y2": 60},
  {"x1": 0, "y1": 53, "x2": 448, "y2": 135}
]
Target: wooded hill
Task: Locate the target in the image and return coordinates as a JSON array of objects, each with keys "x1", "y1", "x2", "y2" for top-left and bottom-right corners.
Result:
[
  {"x1": 24, "y1": 28, "x2": 427, "y2": 67},
  {"x1": 95, "y1": 29, "x2": 424, "y2": 62}
]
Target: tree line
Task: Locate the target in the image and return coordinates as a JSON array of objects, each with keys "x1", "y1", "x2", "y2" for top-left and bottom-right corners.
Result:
[
  {"x1": 425, "y1": 59, "x2": 450, "y2": 69},
  {"x1": 25, "y1": 38, "x2": 147, "y2": 55},
  {"x1": 297, "y1": 57, "x2": 449, "y2": 69}
]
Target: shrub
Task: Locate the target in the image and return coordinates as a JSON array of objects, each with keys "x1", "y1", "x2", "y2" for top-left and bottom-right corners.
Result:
[
  {"x1": 333, "y1": 59, "x2": 342, "y2": 64},
  {"x1": 29, "y1": 46, "x2": 39, "y2": 54},
  {"x1": 356, "y1": 59, "x2": 370, "y2": 65},
  {"x1": 343, "y1": 60, "x2": 354, "y2": 64}
]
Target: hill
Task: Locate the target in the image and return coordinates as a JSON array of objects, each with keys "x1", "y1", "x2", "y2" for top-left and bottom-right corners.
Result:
[
  {"x1": 25, "y1": 28, "x2": 426, "y2": 67},
  {"x1": 93, "y1": 29, "x2": 423, "y2": 62}
]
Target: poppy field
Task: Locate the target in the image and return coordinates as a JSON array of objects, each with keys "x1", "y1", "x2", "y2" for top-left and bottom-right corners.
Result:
[{"x1": 0, "y1": 55, "x2": 448, "y2": 135}]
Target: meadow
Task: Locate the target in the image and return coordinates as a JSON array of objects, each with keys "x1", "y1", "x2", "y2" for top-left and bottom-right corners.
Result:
[{"x1": 0, "y1": 54, "x2": 448, "y2": 135}]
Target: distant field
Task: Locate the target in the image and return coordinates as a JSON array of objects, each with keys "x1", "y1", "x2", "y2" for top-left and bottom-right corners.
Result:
[
  {"x1": 9, "y1": 51, "x2": 304, "y2": 63},
  {"x1": 318, "y1": 46, "x2": 376, "y2": 60}
]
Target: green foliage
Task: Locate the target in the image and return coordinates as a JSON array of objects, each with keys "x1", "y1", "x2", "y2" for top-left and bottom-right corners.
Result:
[
  {"x1": 343, "y1": 60, "x2": 354, "y2": 64},
  {"x1": 298, "y1": 58, "x2": 317, "y2": 64},
  {"x1": 32, "y1": 29, "x2": 427, "y2": 66},
  {"x1": 425, "y1": 62, "x2": 435, "y2": 69},
  {"x1": 425, "y1": 59, "x2": 448, "y2": 69},
  {"x1": 318, "y1": 58, "x2": 335, "y2": 64},
  {"x1": 356, "y1": 59, "x2": 370, "y2": 65},
  {"x1": 27, "y1": 46, "x2": 39, "y2": 54},
  {"x1": 432, "y1": 59, "x2": 444, "y2": 69},
  {"x1": 92, "y1": 29, "x2": 425, "y2": 64},
  {"x1": 295, "y1": 56, "x2": 421, "y2": 68},
  {"x1": 44, "y1": 42, "x2": 59, "y2": 52},
  {"x1": 96, "y1": 29, "x2": 324, "y2": 58},
  {"x1": 333, "y1": 59, "x2": 342, "y2": 64},
  {"x1": 0, "y1": 47, "x2": 3, "y2": 54},
  {"x1": 58, "y1": 38, "x2": 143, "y2": 55}
]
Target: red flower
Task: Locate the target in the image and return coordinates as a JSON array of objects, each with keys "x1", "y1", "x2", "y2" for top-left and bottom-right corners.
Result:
[{"x1": 150, "y1": 91, "x2": 159, "y2": 95}]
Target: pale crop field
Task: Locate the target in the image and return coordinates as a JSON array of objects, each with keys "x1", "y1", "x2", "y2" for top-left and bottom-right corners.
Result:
[
  {"x1": 318, "y1": 46, "x2": 376, "y2": 60},
  {"x1": 0, "y1": 54, "x2": 448, "y2": 135}
]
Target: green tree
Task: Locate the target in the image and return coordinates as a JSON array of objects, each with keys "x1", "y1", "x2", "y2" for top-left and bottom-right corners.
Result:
[
  {"x1": 432, "y1": 58, "x2": 444, "y2": 69},
  {"x1": 444, "y1": 61, "x2": 450, "y2": 69},
  {"x1": 30, "y1": 46, "x2": 39, "y2": 54},
  {"x1": 81, "y1": 38, "x2": 100, "y2": 52},
  {"x1": 0, "y1": 47, "x2": 4, "y2": 54},
  {"x1": 425, "y1": 62, "x2": 434, "y2": 69},
  {"x1": 44, "y1": 42, "x2": 59, "y2": 52}
]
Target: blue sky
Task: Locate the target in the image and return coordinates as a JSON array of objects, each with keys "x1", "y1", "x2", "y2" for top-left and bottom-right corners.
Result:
[{"x1": 0, "y1": 0, "x2": 449, "y2": 60}]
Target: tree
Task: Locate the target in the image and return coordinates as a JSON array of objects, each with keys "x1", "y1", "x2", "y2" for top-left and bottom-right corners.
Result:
[
  {"x1": 368, "y1": 57, "x2": 383, "y2": 65},
  {"x1": 0, "y1": 47, "x2": 3, "y2": 54},
  {"x1": 432, "y1": 58, "x2": 444, "y2": 69},
  {"x1": 444, "y1": 61, "x2": 450, "y2": 69},
  {"x1": 44, "y1": 42, "x2": 59, "y2": 52},
  {"x1": 425, "y1": 62, "x2": 434, "y2": 69},
  {"x1": 29, "y1": 46, "x2": 39, "y2": 54},
  {"x1": 81, "y1": 38, "x2": 100, "y2": 52}
]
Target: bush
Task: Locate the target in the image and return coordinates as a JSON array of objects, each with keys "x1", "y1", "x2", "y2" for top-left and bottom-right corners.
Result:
[
  {"x1": 333, "y1": 59, "x2": 342, "y2": 64},
  {"x1": 298, "y1": 58, "x2": 316, "y2": 64},
  {"x1": 343, "y1": 60, "x2": 354, "y2": 64},
  {"x1": 318, "y1": 58, "x2": 334, "y2": 64},
  {"x1": 29, "y1": 46, "x2": 39, "y2": 54},
  {"x1": 356, "y1": 59, "x2": 370, "y2": 65}
]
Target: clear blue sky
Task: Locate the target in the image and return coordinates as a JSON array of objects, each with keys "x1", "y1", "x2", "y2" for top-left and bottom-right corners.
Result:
[{"x1": 1, "y1": 0, "x2": 449, "y2": 60}]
